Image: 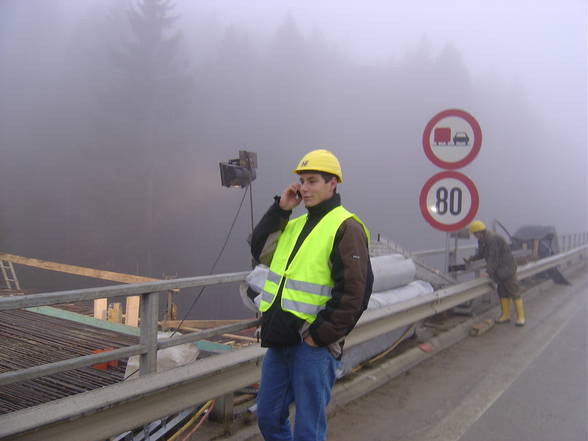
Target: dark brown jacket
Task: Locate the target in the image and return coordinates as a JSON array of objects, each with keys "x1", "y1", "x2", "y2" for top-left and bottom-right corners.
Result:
[{"x1": 250, "y1": 193, "x2": 373, "y2": 359}]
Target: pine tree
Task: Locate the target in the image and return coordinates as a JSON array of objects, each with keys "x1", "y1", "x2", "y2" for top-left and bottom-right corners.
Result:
[{"x1": 83, "y1": 0, "x2": 192, "y2": 275}]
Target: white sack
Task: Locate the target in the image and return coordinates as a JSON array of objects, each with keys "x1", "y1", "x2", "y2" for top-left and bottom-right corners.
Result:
[
  {"x1": 124, "y1": 331, "x2": 199, "y2": 379},
  {"x1": 367, "y1": 280, "x2": 433, "y2": 310},
  {"x1": 239, "y1": 282, "x2": 261, "y2": 313},
  {"x1": 246, "y1": 264, "x2": 269, "y2": 293},
  {"x1": 239, "y1": 265, "x2": 268, "y2": 313},
  {"x1": 371, "y1": 254, "x2": 416, "y2": 292}
]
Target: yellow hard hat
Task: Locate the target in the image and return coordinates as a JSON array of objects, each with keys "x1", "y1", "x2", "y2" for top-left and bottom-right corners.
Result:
[
  {"x1": 469, "y1": 220, "x2": 486, "y2": 233},
  {"x1": 293, "y1": 149, "x2": 343, "y2": 183}
]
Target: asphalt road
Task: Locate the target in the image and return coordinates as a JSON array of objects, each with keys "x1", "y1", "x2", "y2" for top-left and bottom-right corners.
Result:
[
  {"x1": 459, "y1": 290, "x2": 587, "y2": 441},
  {"x1": 326, "y1": 270, "x2": 587, "y2": 441}
]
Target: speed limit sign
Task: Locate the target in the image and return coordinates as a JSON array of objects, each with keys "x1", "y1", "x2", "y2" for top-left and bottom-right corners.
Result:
[{"x1": 419, "y1": 171, "x2": 479, "y2": 232}]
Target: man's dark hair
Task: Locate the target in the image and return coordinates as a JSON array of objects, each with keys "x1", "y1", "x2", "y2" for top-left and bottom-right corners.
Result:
[
  {"x1": 318, "y1": 172, "x2": 337, "y2": 183},
  {"x1": 298, "y1": 170, "x2": 338, "y2": 184}
]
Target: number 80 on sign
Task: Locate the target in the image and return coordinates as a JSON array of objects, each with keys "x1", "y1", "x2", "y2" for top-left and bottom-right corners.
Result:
[{"x1": 419, "y1": 171, "x2": 479, "y2": 232}]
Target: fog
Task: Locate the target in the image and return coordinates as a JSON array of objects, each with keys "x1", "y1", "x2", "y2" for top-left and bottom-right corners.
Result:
[{"x1": 0, "y1": 0, "x2": 586, "y2": 319}]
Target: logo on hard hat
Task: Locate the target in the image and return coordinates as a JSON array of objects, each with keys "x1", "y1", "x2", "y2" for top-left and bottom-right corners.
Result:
[{"x1": 301, "y1": 160, "x2": 308, "y2": 167}]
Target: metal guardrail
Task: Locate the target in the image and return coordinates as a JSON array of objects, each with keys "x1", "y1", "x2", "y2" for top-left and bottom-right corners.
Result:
[
  {"x1": 410, "y1": 233, "x2": 588, "y2": 258},
  {"x1": 0, "y1": 245, "x2": 586, "y2": 441},
  {"x1": 412, "y1": 244, "x2": 476, "y2": 258},
  {"x1": 559, "y1": 233, "x2": 588, "y2": 252},
  {"x1": 0, "y1": 271, "x2": 251, "y2": 385}
]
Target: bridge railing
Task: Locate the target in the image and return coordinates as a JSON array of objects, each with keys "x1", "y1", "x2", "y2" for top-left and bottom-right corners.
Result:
[
  {"x1": 0, "y1": 271, "x2": 254, "y2": 386},
  {"x1": 0, "y1": 244, "x2": 586, "y2": 441}
]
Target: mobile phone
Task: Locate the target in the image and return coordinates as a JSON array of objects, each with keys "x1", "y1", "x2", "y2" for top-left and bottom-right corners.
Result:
[{"x1": 296, "y1": 191, "x2": 302, "y2": 199}]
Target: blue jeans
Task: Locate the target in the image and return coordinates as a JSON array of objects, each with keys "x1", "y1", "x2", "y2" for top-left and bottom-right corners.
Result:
[{"x1": 257, "y1": 342, "x2": 340, "y2": 441}]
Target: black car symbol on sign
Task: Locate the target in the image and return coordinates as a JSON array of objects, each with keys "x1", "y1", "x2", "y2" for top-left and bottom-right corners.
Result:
[{"x1": 453, "y1": 132, "x2": 469, "y2": 145}]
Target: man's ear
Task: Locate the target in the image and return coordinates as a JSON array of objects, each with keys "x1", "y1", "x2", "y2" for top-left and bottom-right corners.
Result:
[{"x1": 329, "y1": 177, "x2": 337, "y2": 192}]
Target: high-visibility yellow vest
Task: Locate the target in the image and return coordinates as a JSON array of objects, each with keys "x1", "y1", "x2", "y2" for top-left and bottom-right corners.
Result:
[{"x1": 260, "y1": 206, "x2": 369, "y2": 323}]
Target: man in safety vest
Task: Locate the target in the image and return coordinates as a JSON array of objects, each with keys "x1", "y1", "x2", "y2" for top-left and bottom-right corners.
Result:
[
  {"x1": 465, "y1": 220, "x2": 526, "y2": 326},
  {"x1": 250, "y1": 149, "x2": 373, "y2": 441}
]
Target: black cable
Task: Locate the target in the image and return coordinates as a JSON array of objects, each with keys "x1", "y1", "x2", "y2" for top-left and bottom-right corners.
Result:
[
  {"x1": 125, "y1": 185, "x2": 251, "y2": 380},
  {"x1": 170, "y1": 184, "x2": 250, "y2": 336}
]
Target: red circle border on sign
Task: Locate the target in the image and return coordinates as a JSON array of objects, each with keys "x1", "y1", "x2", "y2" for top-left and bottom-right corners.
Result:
[
  {"x1": 419, "y1": 171, "x2": 480, "y2": 232},
  {"x1": 422, "y1": 109, "x2": 483, "y2": 169}
]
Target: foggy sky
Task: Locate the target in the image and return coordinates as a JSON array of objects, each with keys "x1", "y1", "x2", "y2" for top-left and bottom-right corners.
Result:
[
  {"x1": 183, "y1": 0, "x2": 587, "y2": 135},
  {"x1": 179, "y1": 0, "x2": 588, "y2": 237},
  {"x1": 0, "y1": 0, "x2": 586, "y2": 319}
]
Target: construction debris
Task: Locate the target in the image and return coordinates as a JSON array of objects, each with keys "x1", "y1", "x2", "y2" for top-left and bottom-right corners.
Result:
[{"x1": 469, "y1": 319, "x2": 495, "y2": 337}]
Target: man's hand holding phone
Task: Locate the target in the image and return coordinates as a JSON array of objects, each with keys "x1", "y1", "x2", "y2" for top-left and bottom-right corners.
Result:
[{"x1": 279, "y1": 183, "x2": 302, "y2": 211}]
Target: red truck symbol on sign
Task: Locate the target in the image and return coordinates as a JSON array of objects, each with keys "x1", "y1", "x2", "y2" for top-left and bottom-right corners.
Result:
[
  {"x1": 434, "y1": 127, "x2": 470, "y2": 146},
  {"x1": 434, "y1": 127, "x2": 451, "y2": 145}
]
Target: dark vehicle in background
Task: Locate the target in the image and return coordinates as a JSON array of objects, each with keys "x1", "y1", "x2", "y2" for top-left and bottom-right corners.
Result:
[{"x1": 509, "y1": 224, "x2": 569, "y2": 285}]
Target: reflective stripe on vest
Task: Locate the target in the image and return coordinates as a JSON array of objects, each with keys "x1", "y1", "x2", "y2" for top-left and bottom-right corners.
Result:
[
  {"x1": 260, "y1": 271, "x2": 332, "y2": 306},
  {"x1": 259, "y1": 205, "x2": 369, "y2": 323}
]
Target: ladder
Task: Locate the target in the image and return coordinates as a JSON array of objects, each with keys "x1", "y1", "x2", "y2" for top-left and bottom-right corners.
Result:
[{"x1": 0, "y1": 260, "x2": 21, "y2": 290}]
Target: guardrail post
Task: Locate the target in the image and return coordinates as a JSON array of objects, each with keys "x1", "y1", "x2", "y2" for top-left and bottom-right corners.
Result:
[
  {"x1": 212, "y1": 393, "x2": 235, "y2": 433},
  {"x1": 140, "y1": 292, "x2": 159, "y2": 375}
]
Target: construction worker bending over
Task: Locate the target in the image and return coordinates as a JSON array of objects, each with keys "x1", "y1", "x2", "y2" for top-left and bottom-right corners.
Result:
[
  {"x1": 465, "y1": 220, "x2": 526, "y2": 326},
  {"x1": 250, "y1": 149, "x2": 373, "y2": 441}
]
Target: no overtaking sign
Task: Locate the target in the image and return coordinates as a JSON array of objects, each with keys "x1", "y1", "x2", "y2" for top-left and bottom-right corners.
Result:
[{"x1": 422, "y1": 109, "x2": 482, "y2": 170}]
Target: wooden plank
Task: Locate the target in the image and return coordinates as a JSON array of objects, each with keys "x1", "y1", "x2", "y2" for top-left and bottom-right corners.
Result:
[
  {"x1": 125, "y1": 296, "x2": 140, "y2": 327},
  {"x1": 222, "y1": 333, "x2": 257, "y2": 342},
  {"x1": 94, "y1": 299, "x2": 107, "y2": 321},
  {"x1": 108, "y1": 302, "x2": 123, "y2": 324},
  {"x1": 0, "y1": 253, "x2": 186, "y2": 327},
  {"x1": 173, "y1": 325, "x2": 258, "y2": 343},
  {"x1": 0, "y1": 253, "x2": 159, "y2": 284}
]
